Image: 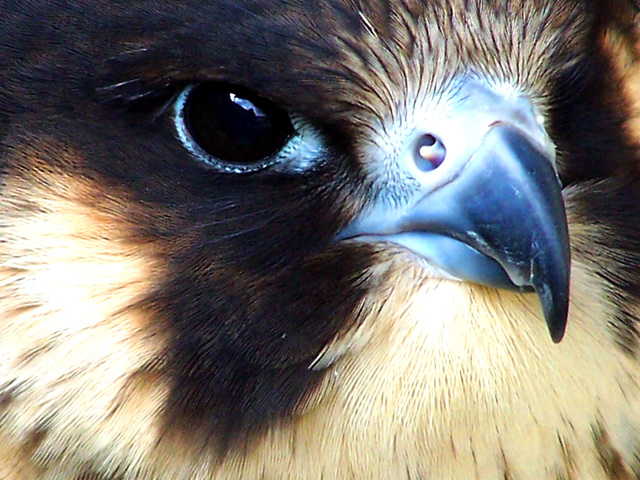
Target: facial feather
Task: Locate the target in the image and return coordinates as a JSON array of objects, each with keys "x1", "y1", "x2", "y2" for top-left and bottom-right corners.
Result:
[{"x1": 0, "y1": 1, "x2": 640, "y2": 479}]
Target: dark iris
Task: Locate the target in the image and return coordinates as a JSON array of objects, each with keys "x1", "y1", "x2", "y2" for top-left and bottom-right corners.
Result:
[{"x1": 183, "y1": 84, "x2": 294, "y2": 166}]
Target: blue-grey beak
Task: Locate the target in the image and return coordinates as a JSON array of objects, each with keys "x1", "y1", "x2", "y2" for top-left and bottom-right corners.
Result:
[{"x1": 339, "y1": 79, "x2": 571, "y2": 342}]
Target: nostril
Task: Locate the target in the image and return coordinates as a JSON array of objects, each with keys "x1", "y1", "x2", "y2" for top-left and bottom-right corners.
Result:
[
  {"x1": 415, "y1": 133, "x2": 446, "y2": 172},
  {"x1": 421, "y1": 134, "x2": 437, "y2": 147}
]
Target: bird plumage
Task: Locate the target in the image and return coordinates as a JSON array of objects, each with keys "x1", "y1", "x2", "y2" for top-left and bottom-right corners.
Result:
[{"x1": 0, "y1": 0, "x2": 639, "y2": 478}]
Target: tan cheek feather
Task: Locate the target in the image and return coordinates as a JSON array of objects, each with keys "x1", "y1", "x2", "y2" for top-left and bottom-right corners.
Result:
[
  {"x1": 602, "y1": 22, "x2": 640, "y2": 143},
  {"x1": 0, "y1": 166, "x2": 172, "y2": 478}
]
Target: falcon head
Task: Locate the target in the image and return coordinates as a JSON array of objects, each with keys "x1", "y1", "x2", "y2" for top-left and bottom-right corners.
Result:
[{"x1": 1, "y1": 0, "x2": 640, "y2": 478}]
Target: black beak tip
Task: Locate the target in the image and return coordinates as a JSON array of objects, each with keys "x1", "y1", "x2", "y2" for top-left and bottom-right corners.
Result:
[
  {"x1": 537, "y1": 287, "x2": 569, "y2": 343},
  {"x1": 549, "y1": 314, "x2": 568, "y2": 344}
]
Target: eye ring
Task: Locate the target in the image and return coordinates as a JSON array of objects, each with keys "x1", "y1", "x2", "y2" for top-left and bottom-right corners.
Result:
[{"x1": 173, "y1": 84, "x2": 297, "y2": 173}]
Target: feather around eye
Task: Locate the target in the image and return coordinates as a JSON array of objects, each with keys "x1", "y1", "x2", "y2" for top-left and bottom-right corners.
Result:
[{"x1": 96, "y1": 78, "x2": 184, "y2": 124}]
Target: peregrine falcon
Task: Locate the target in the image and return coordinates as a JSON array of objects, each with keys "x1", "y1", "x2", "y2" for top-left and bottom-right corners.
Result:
[{"x1": 0, "y1": 0, "x2": 639, "y2": 478}]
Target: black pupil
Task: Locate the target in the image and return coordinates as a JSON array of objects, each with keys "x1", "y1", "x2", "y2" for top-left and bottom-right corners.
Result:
[{"x1": 184, "y1": 84, "x2": 293, "y2": 166}]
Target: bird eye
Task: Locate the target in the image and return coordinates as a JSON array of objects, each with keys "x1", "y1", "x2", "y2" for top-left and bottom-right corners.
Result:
[{"x1": 174, "y1": 84, "x2": 295, "y2": 173}]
